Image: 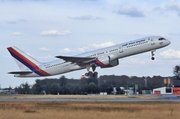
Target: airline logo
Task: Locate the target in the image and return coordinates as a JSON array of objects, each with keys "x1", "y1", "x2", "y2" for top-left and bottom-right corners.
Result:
[{"x1": 7, "y1": 47, "x2": 51, "y2": 76}]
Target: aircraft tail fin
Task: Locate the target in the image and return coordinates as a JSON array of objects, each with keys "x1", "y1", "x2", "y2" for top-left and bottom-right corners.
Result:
[{"x1": 7, "y1": 46, "x2": 41, "y2": 71}]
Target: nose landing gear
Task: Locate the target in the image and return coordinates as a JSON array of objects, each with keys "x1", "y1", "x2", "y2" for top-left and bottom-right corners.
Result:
[
  {"x1": 151, "y1": 57, "x2": 155, "y2": 60},
  {"x1": 151, "y1": 50, "x2": 156, "y2": 60}
]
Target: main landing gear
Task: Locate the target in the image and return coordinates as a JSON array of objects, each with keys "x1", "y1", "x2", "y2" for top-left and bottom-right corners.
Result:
[
  {"x1": 85, "y1": 71, "x2": 98, "y2": 77},
  {"x1": 85, "y1": 64, "x2": 98, "y2": 77},
  {"x1": 151, "y1": 50, "x2": 156, "y2": 60}
]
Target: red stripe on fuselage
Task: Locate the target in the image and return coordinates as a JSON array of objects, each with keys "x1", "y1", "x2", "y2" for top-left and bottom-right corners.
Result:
[
  {"x1": 8, "y1": 47, "x2": 50, "y2": 76},
  {"x1": 95, "y1": 59, "x2": 105, "y2": 66}
]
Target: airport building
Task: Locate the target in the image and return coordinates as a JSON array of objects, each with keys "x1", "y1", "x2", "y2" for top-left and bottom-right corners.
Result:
[
  {"x1": 153, "y1": 87, "x2": 172, "y2": 94},
  {"x1": 153, "y1": 87, "x2": 180, "y2": 95},
  {"x1": 0, "y1": 88, "x2": 17, "y2": 94}
]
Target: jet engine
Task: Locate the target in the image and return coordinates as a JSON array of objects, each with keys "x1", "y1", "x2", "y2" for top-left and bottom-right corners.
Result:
[{"x1": 95, "y1": 56, "x2": 119, "y2": 68}]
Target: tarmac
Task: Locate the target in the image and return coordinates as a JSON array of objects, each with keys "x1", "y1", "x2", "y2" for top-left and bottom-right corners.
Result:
[{"x1": 0, "y1": 94, "x2": 180, "y2": 102}]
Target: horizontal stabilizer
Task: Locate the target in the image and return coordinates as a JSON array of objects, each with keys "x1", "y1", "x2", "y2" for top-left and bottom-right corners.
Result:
[{"x1": 8, "y1": 71, "x2": 33, "y2": 75}]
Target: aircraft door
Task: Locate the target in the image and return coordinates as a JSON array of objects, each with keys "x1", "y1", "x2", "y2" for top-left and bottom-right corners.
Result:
[
  {"x1": 119, "y1": 46, "x2": 123, "y2": 53},
  {"x1": 151, "y1": 39, "x2": 155, "y2": 45}
]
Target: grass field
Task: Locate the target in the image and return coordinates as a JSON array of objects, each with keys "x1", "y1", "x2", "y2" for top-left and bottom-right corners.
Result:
[{"x1": 0, "y1": 101, "x2": 180, "y2": 119}]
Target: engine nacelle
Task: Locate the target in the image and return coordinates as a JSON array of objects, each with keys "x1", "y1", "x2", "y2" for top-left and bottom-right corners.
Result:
[
  {"x1": 101, "y1": 59, "x2": 119, "y2": 68},
  {"x1": 95, "y1": 56, "x2": 119, "y2": 68}
]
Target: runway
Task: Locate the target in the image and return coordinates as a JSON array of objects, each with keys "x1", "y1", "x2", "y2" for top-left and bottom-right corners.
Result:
[{"x1": 0, "y1": 94, "x2": 180, "y2": 102}]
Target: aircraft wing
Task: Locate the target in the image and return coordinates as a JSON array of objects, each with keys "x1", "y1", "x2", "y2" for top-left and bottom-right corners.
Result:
[
  {"x1": 55, "y1": 56, "x2": 96, "y2": 65},
  {"x1": 8, "y1": 71, "x2": 33, "y2": 75}
]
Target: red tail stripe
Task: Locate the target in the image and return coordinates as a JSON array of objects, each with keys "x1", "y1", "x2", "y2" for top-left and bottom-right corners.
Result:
[{"x1": 8, "y1": 47, "x2": 50, "y2": 76}]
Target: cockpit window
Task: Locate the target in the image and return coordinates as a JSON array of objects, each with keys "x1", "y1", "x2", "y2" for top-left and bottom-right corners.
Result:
[{"x1": 159, "y1": 38, "x2": 165, "y2": 40}]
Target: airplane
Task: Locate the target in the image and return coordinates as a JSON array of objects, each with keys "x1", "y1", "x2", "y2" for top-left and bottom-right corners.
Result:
[{"x1": 7, "y1": 36, "x2": 171, "y2": 78}]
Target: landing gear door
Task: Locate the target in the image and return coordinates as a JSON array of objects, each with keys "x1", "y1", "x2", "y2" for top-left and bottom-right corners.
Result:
[{"x1": 119, "y1": 46, "x2": 123, "y2": 53}]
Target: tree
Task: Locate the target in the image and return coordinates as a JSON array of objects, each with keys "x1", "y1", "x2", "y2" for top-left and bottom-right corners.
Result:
[
  {"x1": 116, "y1": 85, "x2": 120, "y2": 94},
  {"x1": 45, "y1": 84, "x2": 51, "y2": 94},
  {"x1": 32, "y1": 84, "x2": 42, "y2": 94},
  {"x1": 23, "y1": 82, "x2": 30, "y2": 94},
  {"x1": 88, "y1": 82, "x2": 98, "y2": 94},
  {"x1": 86, "y1": 77, "x2": 98, "y2": 85},
  {"x1": 173, "y1": 65, "x2": 180, "y2": 79},
  {"x1": 173, "y1": 65, "x2": 180, "y2": 87},
  {"x1": 59, "y1": 76, "x2": 67, "y2": 87},
  {"x1": 82, "y1": 84, "x2": 89, "y2": 94},
  {"x1": 107, "y1": 84, "x2": 114, "y2": 94},
  {"x1": 73, "y1": 86, "x2": 81, "y2": 94},
  {"x1": 50, "y1": 83, "x2": 60, "y2": 94},
  {"x1": 99, "y1": 83, "x2": 109, "y2": 92}
]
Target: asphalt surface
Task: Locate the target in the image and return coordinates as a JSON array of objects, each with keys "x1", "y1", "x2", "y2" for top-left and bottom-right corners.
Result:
[{"x1": 0, "y1": 95, "x2": 180, "y2": 102}]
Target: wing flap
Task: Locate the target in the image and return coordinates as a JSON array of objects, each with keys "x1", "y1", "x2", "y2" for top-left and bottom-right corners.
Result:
[{"x1": 8, "y1": 71, "x2": 33, "y2": 75}]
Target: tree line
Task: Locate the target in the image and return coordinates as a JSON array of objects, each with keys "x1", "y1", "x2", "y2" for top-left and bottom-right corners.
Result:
[{"x1": 14, "y1": 75, "x2": 173, "y2": 95}]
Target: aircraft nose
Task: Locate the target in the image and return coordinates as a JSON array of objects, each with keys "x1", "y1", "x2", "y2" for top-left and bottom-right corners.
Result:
[{"x1": 167, "y1": 40, "x2": 171, "y2": 45}]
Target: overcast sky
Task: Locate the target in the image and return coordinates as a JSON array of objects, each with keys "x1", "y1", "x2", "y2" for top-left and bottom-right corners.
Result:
[{"x1": 1, "y1": 0, "x2": 180, "y2": 88}]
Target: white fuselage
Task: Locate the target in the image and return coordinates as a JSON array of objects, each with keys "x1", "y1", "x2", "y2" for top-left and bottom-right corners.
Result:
[{"x1": 14, "y1": 36, "x2": 171, "y2": 77}]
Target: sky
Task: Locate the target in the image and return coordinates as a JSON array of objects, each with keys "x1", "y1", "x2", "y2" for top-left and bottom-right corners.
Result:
[{"x1": 1, "y1": 0, "x2": 180, "y2": 88}]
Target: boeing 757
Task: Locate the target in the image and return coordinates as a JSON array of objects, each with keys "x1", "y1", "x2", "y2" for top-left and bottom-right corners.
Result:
[{"x1": 7, "y1": 36, "x2": 170, "y2": 77}]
